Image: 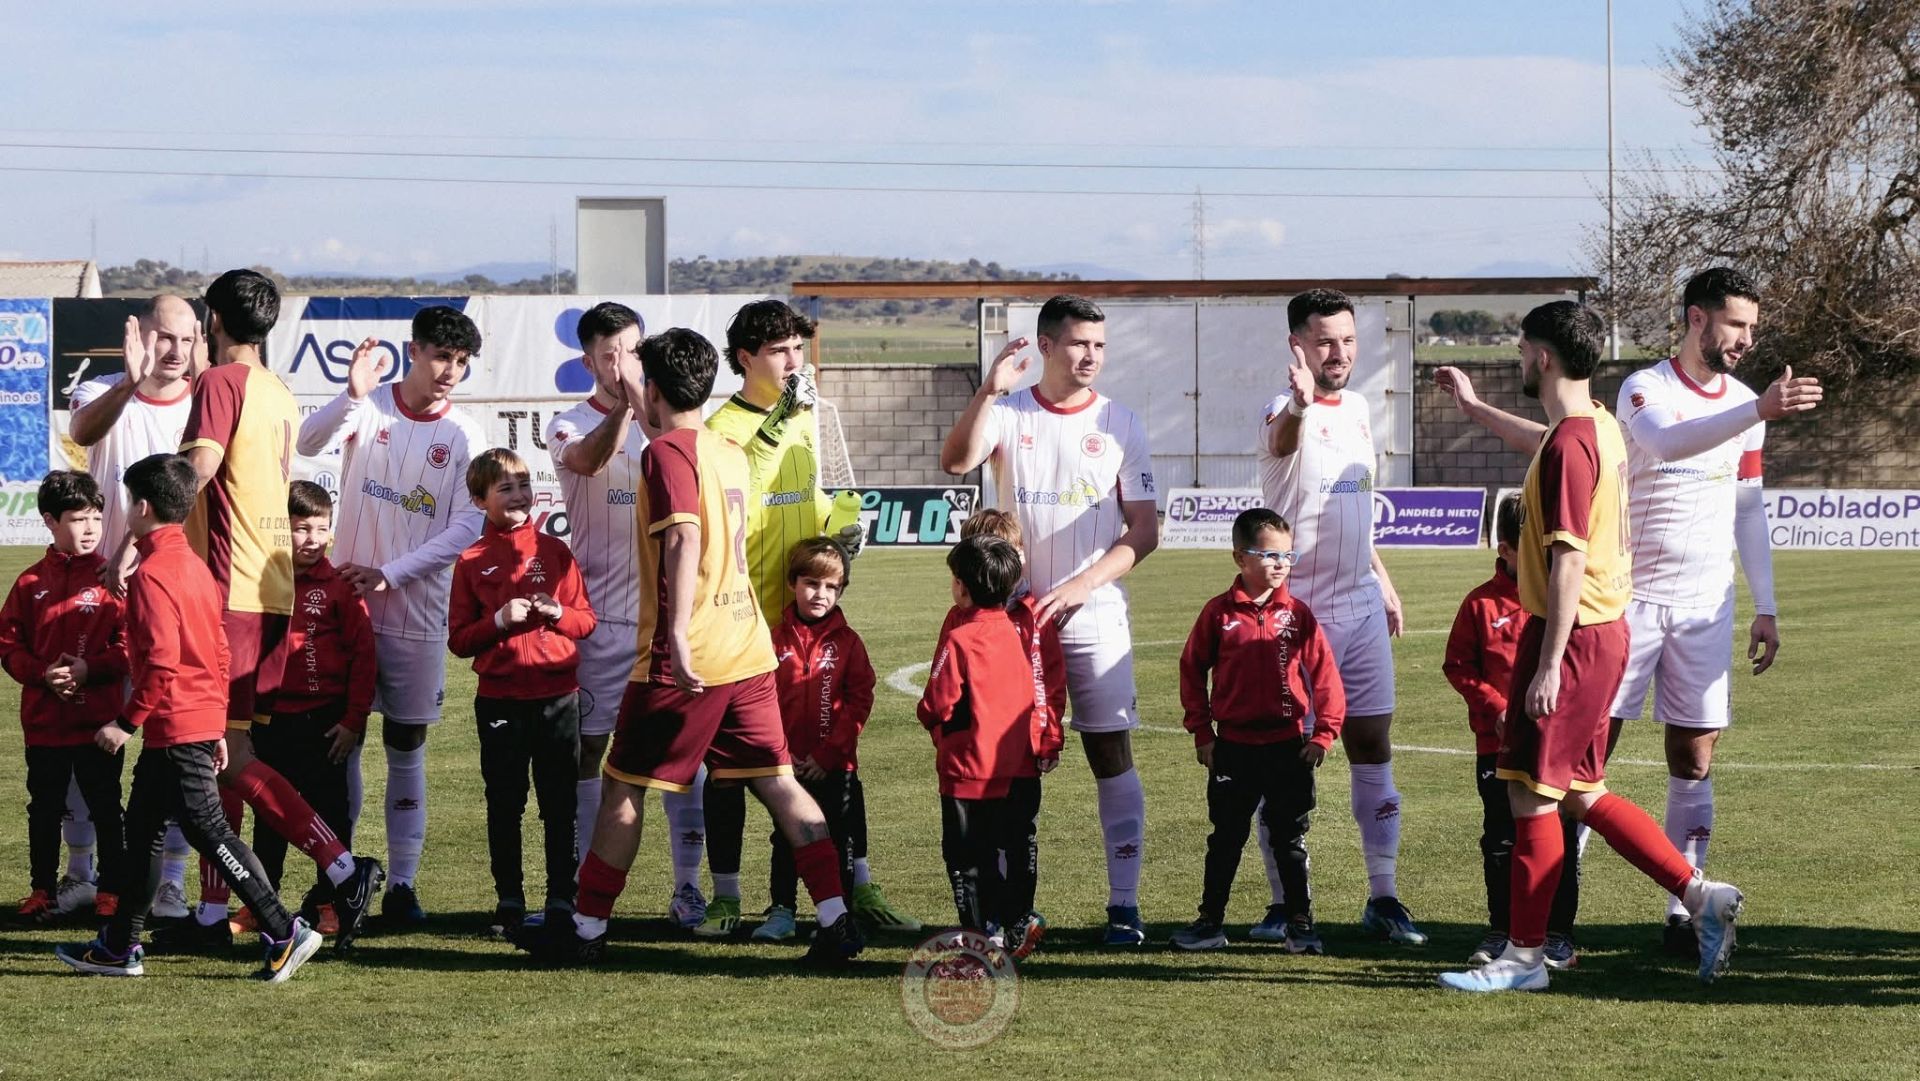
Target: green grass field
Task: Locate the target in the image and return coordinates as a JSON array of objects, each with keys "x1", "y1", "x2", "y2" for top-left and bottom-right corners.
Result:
[
  {"x1": 0, "y1": 546, "x2": 1914, "y2": 1080},
  {"x1": 815, "y1": 319, "x2": 975, "y2": 366}
]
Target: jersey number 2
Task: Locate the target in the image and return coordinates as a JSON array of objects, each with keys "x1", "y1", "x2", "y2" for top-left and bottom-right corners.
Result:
[{"x1": 725, "y1": 488, "x2": 748, "y2": 573}]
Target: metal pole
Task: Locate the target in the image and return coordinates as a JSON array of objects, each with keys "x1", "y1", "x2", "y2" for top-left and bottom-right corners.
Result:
[{"x1": 1607, "y1": 0, "x2": 1619, "y2": 361}]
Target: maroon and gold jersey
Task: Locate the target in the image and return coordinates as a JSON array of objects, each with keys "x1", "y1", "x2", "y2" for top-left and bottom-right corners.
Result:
[
  {"x1": 1518, "y1": 405, "x2": 1632, "y2": 626},
  {"x1": 183, "y1": 361, "x2": 299, "y2": 616},
  {"x1": 633, "y1": 427, "x2": 776, "y2": 687}
]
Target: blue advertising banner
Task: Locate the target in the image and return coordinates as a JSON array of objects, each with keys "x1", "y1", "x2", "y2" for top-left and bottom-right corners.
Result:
[
  {"x1": 1372, "y1": 487, "x2": 1486, "y2": 547},
  {"x1": 0, "y1": 298, "x2": 53, "y2": 485}
]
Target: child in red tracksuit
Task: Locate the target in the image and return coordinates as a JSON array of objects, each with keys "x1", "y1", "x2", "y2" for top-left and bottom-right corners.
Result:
[
  {"x1": 2, "y1": 470, "x2": 127, "y2": 922},
  {"x1": 449, "y1": 448, "x2": 596, "y2": 933},
  {"x1": 752, "y1": 537, "x2": 919, "y2": 941},
  {"x1": 955, "y1": 509, "x2": 1066, "y2": 722},
  {"x1": 1176, "y1": 508, "x2": 1344, "y2": 955},
  {"x1": 1444, "y1": 492, "x2": 1583, "y2": 968},
  {"x1": 248, "y1": 480, "x2": 376, "y2": 934},
  {"x1": 917, "y1": 535, "x2": 1062, "y2": 959}
]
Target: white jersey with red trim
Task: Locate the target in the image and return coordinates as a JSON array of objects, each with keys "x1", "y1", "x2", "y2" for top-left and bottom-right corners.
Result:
[
  {"x1": 1256, "y1": 389, "x2": 1381, "y2": 623},
  {"x1": 985, "y1": 387, "x2": 1154, "y2": 645},
  {"x1": 1617, "y1": 358, "x2": 1765, "y2": 609},
  {"x1": 69, "y1": 374, "x2": 193, "y2": 555},
  {"x1": 545, "y1": 398, "x2": 647, "y2": 627},
  {"x1": 296, "y1": 384, "x2": 487, "y2": 642}
]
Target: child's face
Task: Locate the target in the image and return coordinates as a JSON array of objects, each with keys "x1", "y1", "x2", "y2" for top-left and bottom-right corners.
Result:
[
  {"x1": 44, "y1": 507, "x2": 102, "y2": 557},
  {"x1": 793, "y1": 568, "x2": 845, "y2": 622},
  {"x1": 1234, "y1": 525, "x2": 1296, "y2": 594},
  {"x1": 290, "y1": 513, "x2": 334, "y2": 569},
  {"x1": 479, "y1": 471, "x2": 533, "y2": 529}
]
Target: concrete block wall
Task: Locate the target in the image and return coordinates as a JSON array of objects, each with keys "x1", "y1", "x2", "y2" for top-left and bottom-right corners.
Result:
[{"x1": 822, "y1": 363, "x2": 983, "y2": 488}]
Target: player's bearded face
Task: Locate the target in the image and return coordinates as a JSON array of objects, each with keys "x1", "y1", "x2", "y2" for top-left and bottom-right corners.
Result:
[
  {"x1": 1301, "y1": 312, "x2": 1356, "y2": 392},
  {"x1": 1695, "y1": 298, "x2": 1757, "y2": 374}
]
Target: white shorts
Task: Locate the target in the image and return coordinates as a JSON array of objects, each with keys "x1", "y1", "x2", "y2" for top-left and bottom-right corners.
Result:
[
  {"x1": 1061, "y1": 636, "x2": 1139, "y2": 734},
  {"x1": 1609, "y1": 594, "x2": 1734, "y2": 730},
  {"x1": 373, "y1": 633, "x2": 449, "y2": 725},
  {"x1": 576, "y1": 621, "x2": 639, "y2": 738},
  {"x1": 1319, "y1": 607, "x2": 1396, "y2": 718}
]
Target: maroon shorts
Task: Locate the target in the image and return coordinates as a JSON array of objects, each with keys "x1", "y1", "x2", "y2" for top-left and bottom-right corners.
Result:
[
  {"x1": 224, "y1": 610, "x2": 291, "y2": 727},
  {"x1": 602, "y1": 671, "x2": 791, "y2": 793},
  {"x1": 1496, "y1": 615, "x2": 1630, "y2": 799}
]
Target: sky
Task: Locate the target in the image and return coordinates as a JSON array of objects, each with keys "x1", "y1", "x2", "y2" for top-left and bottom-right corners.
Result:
[{"x1": 2, "y1": 1, "x2": 1714, "y2": 281}]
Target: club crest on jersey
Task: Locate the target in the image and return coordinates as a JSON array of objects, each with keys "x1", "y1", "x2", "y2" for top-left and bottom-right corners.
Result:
[
  {"x1": 303, "y1": 587, "x2": 327, "y2": 617},
  {"x1": 1019, "y1": 434, "x2": 1035, "y2": 451},
  {"x1": 427, "y1": 443, "x2": 451, "y2": 469},
  {"x1": 375, "y1": 428, "x2": 391, "y2": 445},
  {"x1": 526, "y1": 558, "x2": 547, "y2": 584},
  {"x1": 76, "y1": 587, "x2": 102, "y2": 613},
  {"x1": 1630, "y1": 392, "x2": 1646, "y2": 410},
  {"x1": 1081, "y1": 433, "x2": 1106, "y2": 457}
]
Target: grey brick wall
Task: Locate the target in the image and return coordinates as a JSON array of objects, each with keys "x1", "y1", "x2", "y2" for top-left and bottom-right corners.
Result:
[{"x1": 822, "y1": 363, "x2": 983, "y2": 488}]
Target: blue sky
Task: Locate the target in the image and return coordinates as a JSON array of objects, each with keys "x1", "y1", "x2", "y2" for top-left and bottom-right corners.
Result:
[{"x1": 4, "y1": 1, "x2": 1708, "y2": 280}]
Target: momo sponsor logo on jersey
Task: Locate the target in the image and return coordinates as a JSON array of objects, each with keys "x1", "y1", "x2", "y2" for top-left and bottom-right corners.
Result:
[
  {"x1": 362, "y1": 478, "x2": 438, "y2": 520},
  {"x1": 1014, "y1": 477, "x2": 1101, "y2": 508},
  {"x1": 765, "y1": 489, "x2": 812, "y2": 507},
  {"x1": 1319, "y1": 472, "x2": 1374, "y2": 495}
]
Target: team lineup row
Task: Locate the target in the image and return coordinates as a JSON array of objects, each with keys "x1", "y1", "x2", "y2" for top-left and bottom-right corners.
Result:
[{"x1": 13, "y1": 269, "x2": 1818, "y2": 989}]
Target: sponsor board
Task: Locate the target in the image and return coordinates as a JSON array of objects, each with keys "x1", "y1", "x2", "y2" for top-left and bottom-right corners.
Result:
[
  {"x1": 841, "y1": 486, "x2": 977, "y2": 547},
  {"x1": 1372, "y1": 487, "x2": 1486, "y2": 548},
  {"x1": 0, "y1": 299, "x2": 54, "y2": 485},
  {"x1": 0, "y1": 480, "x2": 44, "y2": 546},
  {"x1": 1762, "y1": 489, "x2": 1920, "y2": 550},
  {"x1": 1162, "y1": 487, "x2": 1264, "y2": 549}
]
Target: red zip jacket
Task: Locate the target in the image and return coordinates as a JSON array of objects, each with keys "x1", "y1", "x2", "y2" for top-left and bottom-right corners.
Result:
[
  {"x1": 917, "y1": 604, "x2": 1062, "y2": 799},
  {"x1": 125, "y1": 525, "x2": 230, "y2": 746},
  {"x1": 448, "y1": 519, "x2": 596, "y2": 699},
  {"x1": 938, "y1": 591, "x2": 1066, "y2": 721},
  {"x1": 772, "y1": 604, "x2": 875, "y2": 773},
  {"x1": 1443, "y1": 561, "x2": 1525, "y2": 755},
  {"x1": 1179, "y1": 578, "x2": 1345, "y2": 750},
  {"x1": 0, "y1": 547, "x2": 129, "y2": 747},
  {"x1": 273, "y1": 557, "x2": 378, "y2": 733}
]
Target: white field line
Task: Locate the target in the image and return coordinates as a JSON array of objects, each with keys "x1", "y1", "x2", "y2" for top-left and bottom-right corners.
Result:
[{"x1": 883, "y1": 660, "x2": 1915, "y2": 773}]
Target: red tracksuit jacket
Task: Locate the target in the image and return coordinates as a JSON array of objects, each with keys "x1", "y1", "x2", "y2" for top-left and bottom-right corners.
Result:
[
  {"x1": 1443, "y1": 560, "x2": 1525, "y2": 756},
  {"x1": 940, "y1": 591, "x2": 1066, "y2": 723},
  {"x1": 0, "y1": 547, "x2": 129, "y2": 747},
  {"x1": 1179, "y1": 578, "x2": 1346, "y2": 750},
  {"x1": 917, "y1": 604, "x2": 1063, "y2": 799},
  {"x1": 772, "y1": 604, "x2": 875, "y2": 773},
  {"x1": 448, "y1": 519, "x2": 596, "y2": 699},
  {"x1": 273, "y1": 557, "x2": 378, "y2": 733},
  {"x1": 125, "y1": 525, "x2": 230, "y2": 747}
]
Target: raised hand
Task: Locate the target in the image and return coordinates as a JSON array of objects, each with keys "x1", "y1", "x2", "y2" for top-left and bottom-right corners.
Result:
[
  {"x1": 123, "y1": 316, "x2": 158, "y2": 387},
  {"x1": 1757, "y1": 365, "x2": 1822, "y2": 421},
  {"x1": 347, "y1": 337, "x2": 389, "y2": 401},
  {"x1": 984, "y1": 336, "x2": 1033, "y2": 397},
  {"x1": 1433, "y1": 366, "x2": 1480, "y2": 411},
  {"x1": 1287, "y1": 341, "x2": 1314, "y2": 405}
]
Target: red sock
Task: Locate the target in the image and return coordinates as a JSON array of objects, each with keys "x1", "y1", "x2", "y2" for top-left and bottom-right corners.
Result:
[
  {"x1": 792, "y1": 839, "x2": 846, "y2": 907},
  {"x1": 200, "y1": 786, "x2": 246, "y2": 906},
  {"x1": 233, "y1": 760, "x2": 349, "y2": 868},
  {"x1": 1508, "y1": 812, "x2": 1564, "y2": 949},
  {"x1": 1584, "y1": 792, "x2": 1694, "y2": 896},
  {"x1": 576, "y1": 852, "x2": 627, "y2": 920}
]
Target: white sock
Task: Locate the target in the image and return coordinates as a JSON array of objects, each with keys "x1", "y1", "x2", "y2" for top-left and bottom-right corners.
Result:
[
  {"x1": 195, "y1": 902, "x2": 227, "y2": 926},
  {"x1": 573, "y1": 912, "x2": 608, "y2": 939},
  {"x1": 63, "y1": 777, "x2": 95, "y2": 880},
  {"x1": 385, "y1": 743, "x2": 427, "y2": 886},
  {"x1": 1095, "y1": 770, "x2": 1146, "y2": 909},
  {"x1": 324, "y1": 852, "x2": 356, "y2": 887},
  {"x1": 662, "y1": 764, "x2": 707, "y2": 891},
  {"x1": 1575, "y1": 822, "x2": 1593, "y2": 858},
  {"x1": 1349, "y1": 762, "x2": 1402, "y2": 899},
  {"x1": 1255, "y1": 805, "x2": 1286, "y2": 906},
  {"x1": 345, "y1": 743, "x2": 365, "y2": 830},
  {"x1": 1664, "y1": 775, "x2": 1714, "y2": 918},
  {"x1": 853, "y1": 858, "x2": 872, "y2": 887},
  {"x1": 1501, "y1": 942, "x2": 1545, "y2": 967},
  {"x1": 161, "y1": 824, "x2": 191, "y2": 888},
  {"x1": 816, "y1": 896, "x2": 848, "y2": 926},
  {"x1": 574, "y1": 777, "x2": 601, "y2": 872},
  {"x1": 714, "y1": 873, "x2": 740, "y2": 899}
]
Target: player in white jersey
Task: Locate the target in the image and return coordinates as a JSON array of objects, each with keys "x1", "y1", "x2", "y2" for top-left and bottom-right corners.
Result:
[
  {"x1": 941, "y1": 294, "x2": 1160, "y2": 946},
  {"x1": 64, "y1": 294, "x2": 204, "y2": 917},
  {"x1": 544, "y1": 301, "x2": 709, "y2": 929},
  {"x1": 296, "y1": 305, "x2": 488, "y2": 923},
  {"x1": 1436, "y1": 266, "x2": 1821, "y2": 953},
  {"x1": 1256, "y1": 288, "x2": 1424, "y2": 946}
]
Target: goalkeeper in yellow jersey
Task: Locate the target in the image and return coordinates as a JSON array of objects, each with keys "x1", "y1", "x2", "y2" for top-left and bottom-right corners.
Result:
[{"x1": 698, "y1": 300, "x2": 917, "y2": 938}]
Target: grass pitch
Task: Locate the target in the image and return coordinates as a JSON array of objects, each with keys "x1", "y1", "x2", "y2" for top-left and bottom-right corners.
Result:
[{"x1": 0, "y1": 546, "x2": 1913, "y2": 1080}]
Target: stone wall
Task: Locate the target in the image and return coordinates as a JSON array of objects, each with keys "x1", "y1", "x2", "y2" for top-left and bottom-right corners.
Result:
[{"x1": 821, "y1": 363, "x2": 982, "y2": 488}]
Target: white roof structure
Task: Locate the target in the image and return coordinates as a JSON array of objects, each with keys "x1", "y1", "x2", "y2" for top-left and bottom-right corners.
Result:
[{"x1": 0, "y1": 260, "x2": 102, "y2": 298}]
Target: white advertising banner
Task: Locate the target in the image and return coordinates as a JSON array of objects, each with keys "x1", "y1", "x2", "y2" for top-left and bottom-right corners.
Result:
[
  {"x1": 1161, "y1": 487, "x2": 1264, "y2": 549},
  {"x1": 1762, "y1": 489, "x2": 1920, "y2": 550}
]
